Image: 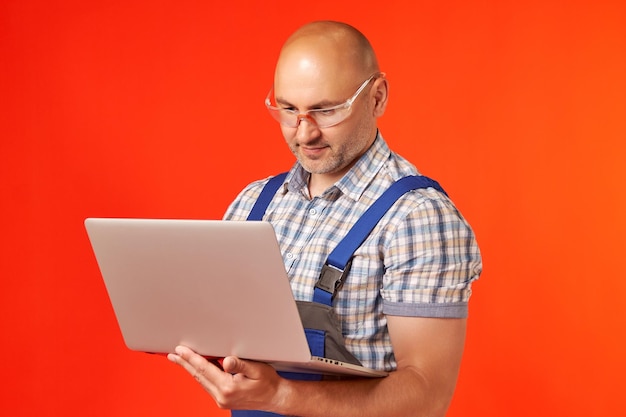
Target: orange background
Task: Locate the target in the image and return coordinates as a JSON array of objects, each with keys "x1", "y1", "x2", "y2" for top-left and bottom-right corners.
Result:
[{"x1": 1, "y1": 1, "x2": 625, "y2": 416}]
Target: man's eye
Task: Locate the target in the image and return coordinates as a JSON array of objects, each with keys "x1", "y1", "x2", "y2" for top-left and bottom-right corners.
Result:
[
  {"x1": 317, "y1": 109, "x2": 337, "y2": 116},
  {"x1": 281, "y1": 108, "x2": 298, "y2": 114}
]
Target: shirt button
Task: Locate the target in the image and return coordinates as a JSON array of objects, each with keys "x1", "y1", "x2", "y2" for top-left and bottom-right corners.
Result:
[
  {"x1": 286, "y1": 252, "x2": 294, "y2": 259},
  {"x1": 309, "y1": 208, "x2": 318, "y2": 216}
]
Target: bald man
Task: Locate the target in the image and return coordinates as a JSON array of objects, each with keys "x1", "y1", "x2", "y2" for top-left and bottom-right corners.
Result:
[{"x1": 168, "y1": 21, "x2": 482, "y2": 417}]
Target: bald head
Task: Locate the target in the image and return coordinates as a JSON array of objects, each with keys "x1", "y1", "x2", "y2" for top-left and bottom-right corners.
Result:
[{"x1": 278, "y1": 21, "x2": 379, "y2": 79}]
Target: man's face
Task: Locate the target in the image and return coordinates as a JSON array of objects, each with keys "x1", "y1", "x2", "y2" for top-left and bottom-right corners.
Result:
[{"x1": 273, "y1": 64, "x2": 377, "y2": 179}]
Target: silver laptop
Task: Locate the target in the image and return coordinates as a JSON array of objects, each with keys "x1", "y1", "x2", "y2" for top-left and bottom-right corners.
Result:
[{"x1": 84, "y1": 218, "x2": 387, "y2": 378}]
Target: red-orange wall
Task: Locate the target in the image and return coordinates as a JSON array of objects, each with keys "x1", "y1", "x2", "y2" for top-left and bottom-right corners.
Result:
[{"x1": 2, "y1": 1, "x2": 625, "y2": 416}]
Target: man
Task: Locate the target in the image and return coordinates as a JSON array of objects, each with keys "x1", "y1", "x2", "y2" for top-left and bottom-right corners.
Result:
[{"x1": 167, "y1": 21, "x2": 482, "y2": 417}]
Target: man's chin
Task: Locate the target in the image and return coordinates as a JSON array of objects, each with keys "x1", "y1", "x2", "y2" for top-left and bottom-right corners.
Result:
[{"x1": 298, "y1": 161, "x2": 333, "y2": 175}]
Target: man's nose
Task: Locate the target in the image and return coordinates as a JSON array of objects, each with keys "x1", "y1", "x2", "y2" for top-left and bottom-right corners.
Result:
[{"x1": 295, "y1": 115, "x2": 321, "y2": 141}]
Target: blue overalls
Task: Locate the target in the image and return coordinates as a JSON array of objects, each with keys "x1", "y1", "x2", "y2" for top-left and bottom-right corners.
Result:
[{"x1": 231, "y1": 173, "x2": 447, "y2": 417}]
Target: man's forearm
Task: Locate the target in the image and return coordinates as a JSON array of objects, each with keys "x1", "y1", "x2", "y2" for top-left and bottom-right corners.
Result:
[{"x1": 273, "y1": 367, "x2": 453, "y2": 417}]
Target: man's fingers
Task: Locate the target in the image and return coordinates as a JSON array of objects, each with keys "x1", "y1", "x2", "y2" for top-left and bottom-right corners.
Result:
[
  {"x1": 167, "y1": 347, "x2": 285, "y2": 410},
  {"x1": 167, "y1": 346, "x2": 223, "y2": 386}
]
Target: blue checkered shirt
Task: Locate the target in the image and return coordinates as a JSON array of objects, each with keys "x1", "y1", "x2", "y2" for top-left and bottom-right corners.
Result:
[{"x1": 223, "y1": 132, "x2": 482, "y2": 371}]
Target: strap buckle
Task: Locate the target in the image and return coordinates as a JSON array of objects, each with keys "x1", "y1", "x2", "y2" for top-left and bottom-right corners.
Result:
[{"x1": 314, "y1": 259, "x2": 353, "y2": 298}]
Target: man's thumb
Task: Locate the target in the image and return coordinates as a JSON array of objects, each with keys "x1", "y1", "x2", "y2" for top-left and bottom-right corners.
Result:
[{"x1": 222, "y1": 356, "x2": 246, "y2": 374}]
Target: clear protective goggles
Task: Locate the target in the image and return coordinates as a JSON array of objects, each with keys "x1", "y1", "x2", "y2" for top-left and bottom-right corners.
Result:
[{"x1": 264, "y1": 72, "x2": 384, "y2": 129}]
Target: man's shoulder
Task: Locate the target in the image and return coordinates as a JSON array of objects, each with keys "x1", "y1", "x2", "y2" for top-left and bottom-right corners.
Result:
[{"x1": 222, "y1": 175, "x2": 276, "y2": 221}]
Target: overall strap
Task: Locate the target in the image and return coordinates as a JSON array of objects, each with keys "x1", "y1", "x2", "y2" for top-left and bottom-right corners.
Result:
[
  {"x1": 313, "y1": 175, "x2": 447, "y2": 306},
  {"x1": 246, "y1": 172, "x2": 288, "y2": 221}
]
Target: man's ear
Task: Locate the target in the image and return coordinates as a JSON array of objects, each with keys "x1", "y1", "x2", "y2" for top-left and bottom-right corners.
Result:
[{"x1": 372, "y1": 77, "x2": 389, "y2": 117}]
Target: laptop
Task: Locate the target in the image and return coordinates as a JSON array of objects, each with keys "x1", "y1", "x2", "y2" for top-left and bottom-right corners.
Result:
[{"x1": 84, "y1": 218, "x2": 387, "y2": 378}]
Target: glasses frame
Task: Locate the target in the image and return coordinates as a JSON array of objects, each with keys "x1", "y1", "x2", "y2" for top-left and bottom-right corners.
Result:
[{"x1": 265, "y1": 72, "x2": 384, "y2": 128}]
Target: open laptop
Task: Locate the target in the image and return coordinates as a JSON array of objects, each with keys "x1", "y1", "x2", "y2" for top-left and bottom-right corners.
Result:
[{"x1": 84, "y1": 218, "x2": 387, "y2": 378}]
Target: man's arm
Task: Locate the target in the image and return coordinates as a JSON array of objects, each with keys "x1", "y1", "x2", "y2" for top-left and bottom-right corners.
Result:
[{"x1": 168, "y1": 316, "x2": 467, "y2": 417}]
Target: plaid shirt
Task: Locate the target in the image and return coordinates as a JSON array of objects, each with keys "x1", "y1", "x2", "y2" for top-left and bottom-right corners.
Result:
[{"x1": 223, "y1": 132, "x2": 482, "y2": 371}]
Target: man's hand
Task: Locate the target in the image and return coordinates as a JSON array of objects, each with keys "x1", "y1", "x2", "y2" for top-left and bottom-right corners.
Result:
[
  {"x1": 168, "y1": 316, "x2": 466, "y2": 417},
  {"x1": 167, "y1": 346, "x2": 290, "y2": 412}
]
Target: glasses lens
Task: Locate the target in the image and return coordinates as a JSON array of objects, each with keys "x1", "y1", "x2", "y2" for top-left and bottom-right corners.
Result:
[
  {"x1": 267, "y1": 107, "x2": 299, "y2": 128},
  {"x1": 264, "y1": 71, "x2": 377, "y2": 129},
  {"x1": 308, "y1": 106, "x2": 352, "y2": 128},
  {"x1": 267, "y1": 107, "x2": 351, "y2": 129}
]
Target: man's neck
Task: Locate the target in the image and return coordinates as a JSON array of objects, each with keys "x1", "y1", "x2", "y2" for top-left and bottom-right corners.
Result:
[{"x1": 307, "y1": 173, "x2": 340, "y2": 198}]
